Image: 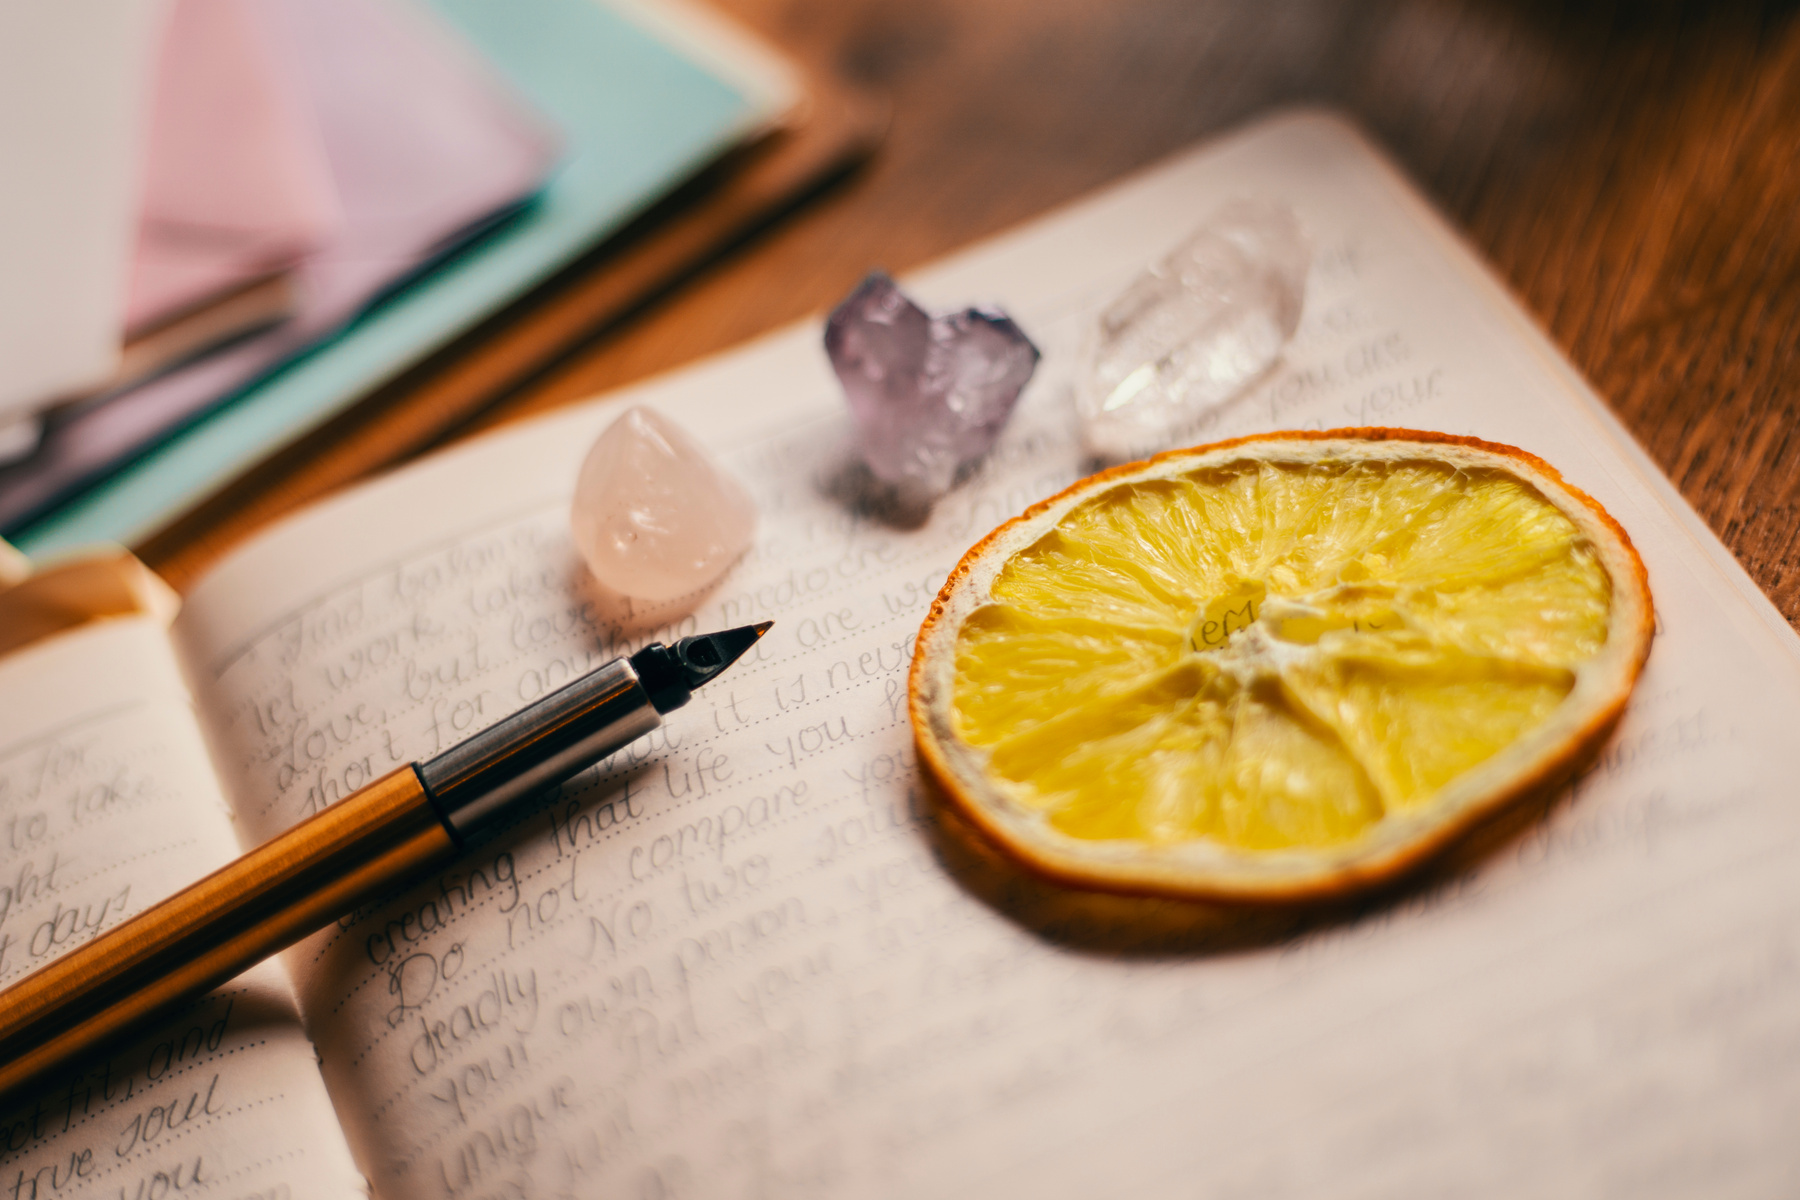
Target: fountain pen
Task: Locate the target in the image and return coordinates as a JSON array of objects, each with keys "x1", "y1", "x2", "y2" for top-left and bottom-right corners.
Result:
[{"x1": 0, "y1": 622, "x2": 770, "y2": 1100}]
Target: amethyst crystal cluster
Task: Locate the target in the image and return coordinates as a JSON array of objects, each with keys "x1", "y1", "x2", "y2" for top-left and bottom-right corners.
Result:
[{"x1": 825, "y1": 272, "x2": 1040, "y2": 498}]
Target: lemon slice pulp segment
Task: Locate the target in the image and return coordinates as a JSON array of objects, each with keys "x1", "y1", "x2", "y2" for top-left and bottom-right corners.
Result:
[{"x1": 911, "y1": 430, "x2": 1653, "y2": 902}]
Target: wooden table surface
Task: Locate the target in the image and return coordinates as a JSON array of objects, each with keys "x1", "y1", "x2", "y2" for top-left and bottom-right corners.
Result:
[{"x1": 183, "y1": 0, "x2": 1800, "y2": 619}]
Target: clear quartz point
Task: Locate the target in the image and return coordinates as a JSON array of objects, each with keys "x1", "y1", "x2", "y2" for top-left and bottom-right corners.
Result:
[
  {"x1": 1078, "y1": 200, "x2": 1310, "y2": 460},
  {"x1": 825, "y1": 271, "x2": 1040, "y2": 498},
  {"x1": 569, "y1": 407, "x2": 756, "y2": 602}
]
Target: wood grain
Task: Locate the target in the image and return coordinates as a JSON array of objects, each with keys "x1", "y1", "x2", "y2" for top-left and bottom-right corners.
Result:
[{"x1": 162, "y1": 0, "x2": 1800, "y2": 623}]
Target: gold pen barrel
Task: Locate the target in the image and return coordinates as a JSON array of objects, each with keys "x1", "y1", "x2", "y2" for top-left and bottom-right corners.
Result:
[
  {"x1": 0, "y1": 628, "x2": 769, "y2": 1102},
  {"x1": 0, "y1": 766, "x2": 455, "y2": 1100}
]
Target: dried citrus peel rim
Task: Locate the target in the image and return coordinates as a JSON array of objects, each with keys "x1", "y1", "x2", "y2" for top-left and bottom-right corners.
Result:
[{"x1": 909, "y1": 429, "x2": 1653, "y2": 903}]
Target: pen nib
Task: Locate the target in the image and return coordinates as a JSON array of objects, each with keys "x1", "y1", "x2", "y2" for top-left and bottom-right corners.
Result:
[
  {"x1": 630, "y1": 622, "x2": 771, "y2": 713},
  {"x1": 671, "y1": 621, "x2": 771, "y2": 689}
]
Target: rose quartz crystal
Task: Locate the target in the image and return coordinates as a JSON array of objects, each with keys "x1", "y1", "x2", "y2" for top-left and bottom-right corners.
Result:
[{"x1": 569, "y1": 407, "x2": 756, "y2": 602}]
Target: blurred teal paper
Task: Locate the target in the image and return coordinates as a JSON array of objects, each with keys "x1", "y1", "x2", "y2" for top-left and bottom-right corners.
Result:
[{"x1": 16, "y1": 0, "x2": 788, "y2": 559}]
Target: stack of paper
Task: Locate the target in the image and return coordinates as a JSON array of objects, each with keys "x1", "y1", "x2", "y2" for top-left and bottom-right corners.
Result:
[
  {"x1": 0, "y1": 0, "x2": 557, "y2": 528},
  {"x1": 0, "y1": 0, "x2": 799, "y2": 552}
]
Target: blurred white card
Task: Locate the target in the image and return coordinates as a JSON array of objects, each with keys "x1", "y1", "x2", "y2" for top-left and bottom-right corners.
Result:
[{"x1": 0, "y1": 0, "x2": 166, "y2": 424}]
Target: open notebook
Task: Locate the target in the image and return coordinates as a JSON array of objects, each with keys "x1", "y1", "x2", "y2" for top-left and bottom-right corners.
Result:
[{"x1": 4, "y1": 111, "x2": 1798, "y2": 1198}]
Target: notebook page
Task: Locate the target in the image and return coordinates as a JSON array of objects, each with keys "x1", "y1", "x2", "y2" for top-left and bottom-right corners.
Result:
[
  {"x1": 0, "y1": 617, "x2": 363, "y2": 1200},
  {"x1": 175, "y1": 112, "x2": 1800, "y2": 1198}
]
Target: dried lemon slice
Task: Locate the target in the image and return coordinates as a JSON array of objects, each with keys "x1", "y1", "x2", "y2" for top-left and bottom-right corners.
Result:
[{"x1": 910, "y1": 429, "x2": 1653, "y2": 902}]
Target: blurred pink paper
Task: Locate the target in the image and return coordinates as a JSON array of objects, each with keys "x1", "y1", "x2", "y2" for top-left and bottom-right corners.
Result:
[
  {"x1": 248, "y1": 0, "x2": 559, "y2": 322},
  {"x1": 126, "y1": 0, "x2": 340, "y2": 333}
]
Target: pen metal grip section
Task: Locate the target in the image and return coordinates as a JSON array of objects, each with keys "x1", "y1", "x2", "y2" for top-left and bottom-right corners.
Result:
[
  {"x1": 0, "y1": 767, "x2": 454, "y2": 1100},
  {"x1": 419, "y1": 656, "x2": 659, "y2": 840}
]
